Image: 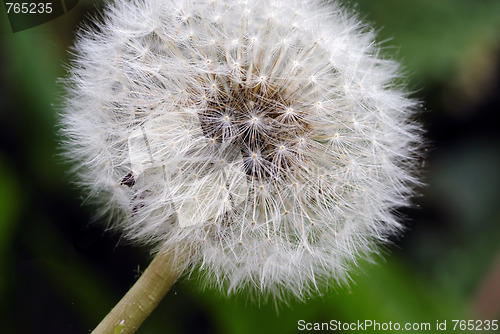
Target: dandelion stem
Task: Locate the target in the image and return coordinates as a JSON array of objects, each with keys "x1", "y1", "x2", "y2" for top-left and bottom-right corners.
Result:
[{"x1": 91, "y1": 247, "x2": 186, "y2": 334}]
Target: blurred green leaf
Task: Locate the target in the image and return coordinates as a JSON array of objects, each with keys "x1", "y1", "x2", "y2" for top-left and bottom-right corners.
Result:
[
  {"x1": 0, "y1": 155, "x2": 21, "y2": 295},
  {"x1": 355, "y1": 0, "x2": 500, "y2": 88}
]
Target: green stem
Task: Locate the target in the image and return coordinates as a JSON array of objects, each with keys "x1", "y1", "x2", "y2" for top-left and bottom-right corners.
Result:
[{"x1": 90, "y1": 247, "x2": 187, "y2": 334}]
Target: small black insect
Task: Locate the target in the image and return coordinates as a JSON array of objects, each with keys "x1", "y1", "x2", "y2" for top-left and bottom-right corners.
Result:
[{"x1": 121, "y1": 172, "x2": 136, "y2": 187}]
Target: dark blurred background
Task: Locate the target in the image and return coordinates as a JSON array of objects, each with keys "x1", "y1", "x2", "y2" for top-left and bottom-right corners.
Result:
[{"x1": 1, "y1": 1, "x2": 499, "y2": 333}]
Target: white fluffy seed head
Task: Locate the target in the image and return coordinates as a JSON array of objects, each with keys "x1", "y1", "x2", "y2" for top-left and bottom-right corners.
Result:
[{"x1": 61, "y1": 0, "x2": 422, "y2": 300}]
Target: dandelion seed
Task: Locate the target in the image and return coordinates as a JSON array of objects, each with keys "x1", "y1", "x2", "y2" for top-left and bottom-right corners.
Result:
[{"x1": 61, "y1": 0, "x2": 422, "y2": 302}]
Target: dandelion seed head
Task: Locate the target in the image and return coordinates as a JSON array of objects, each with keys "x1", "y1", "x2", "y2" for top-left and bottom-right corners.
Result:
[{"x1": 61, "y1": 0, "x2": 422, "y2": 300}]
